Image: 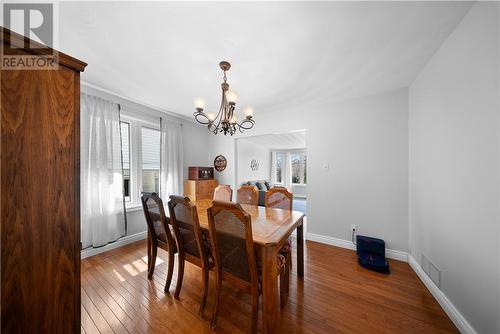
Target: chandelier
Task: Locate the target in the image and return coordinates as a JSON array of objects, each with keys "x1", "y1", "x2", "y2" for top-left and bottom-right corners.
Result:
[{"x1": 193, "y1": 61, "x2": 255, "y2": 136}]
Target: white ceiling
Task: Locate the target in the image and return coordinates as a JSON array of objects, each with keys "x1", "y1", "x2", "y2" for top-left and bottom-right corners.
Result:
[
  {"x1": 239, "y1": 130, "x2": 306, "y2": 150},
  {"x1": 59, "y1": 1, "x2": 472, "y2": 119}
]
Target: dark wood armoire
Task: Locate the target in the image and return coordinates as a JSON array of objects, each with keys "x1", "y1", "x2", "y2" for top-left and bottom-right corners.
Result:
[{"x1": 1, "y1": 27, "x2": 87, "y2": 333}]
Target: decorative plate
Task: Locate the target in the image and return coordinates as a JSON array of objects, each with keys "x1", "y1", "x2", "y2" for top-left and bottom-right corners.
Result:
[{"x1": 214, "y1": 155, "x2": 227, "y2": 172}]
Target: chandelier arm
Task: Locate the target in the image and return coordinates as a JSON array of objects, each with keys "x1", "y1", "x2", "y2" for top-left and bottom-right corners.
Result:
[
  {"x1": 194, "y1": 110, "x2": 210, "y2": 125},
  {"x1": 208, "y1": 88, "x2": 225, "y2": 132},
  {"x1": 215, "y1": 89, "x2": 226, "y2": 129},
  {"x1": 237, "y1": 118, "x2": 255, "y2": 131},
  {"x1": 222, "y1": 89, "x2": 229, "y2": 122},
  {"x1": 209, "y1": 105, "x2": 223, "y2": 132}
]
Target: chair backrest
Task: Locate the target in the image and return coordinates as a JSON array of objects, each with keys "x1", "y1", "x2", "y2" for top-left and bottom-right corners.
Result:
[
  {"x1": 265, "y1": 188, "x2": 293, "y2": 210},
  {"x1": 141, "y1": 192, "x2": 175, "y2": 247},
  {"x1": 167, "y1": 195, "x2": 206, "y2": 261},
  {"x1": 213, "y1": 185, "x2": 233, "y2": 202},
  {"x1": 236, "y1": 185, "x2": 259, "y2": 206},
  {"x1": 207, "y1": 200, "x2": 258, "y2": 287}
]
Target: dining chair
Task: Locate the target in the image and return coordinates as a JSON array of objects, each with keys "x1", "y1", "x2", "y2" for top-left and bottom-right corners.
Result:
[
  {"x1": 167, "y1": 195, "x2": 213, "y2": 316},
  {"x1": 236, "y1": 185, "x2": 259, "y2": 206},
  {"x1": 265, "y1": 187, "x2": 293, "y2": 300},
  {"x1": 213, "y1": 184, "x2": 233, "y2": 201},
  {"x1": 265, "y1": 187, "x2": 293, "y2": 210},
  {"x1": 207, "y1": 200, "x2": 287, "y2": 333},
  {"x1": 141, "y1": 192, "x2": 176, "y2": 294}
]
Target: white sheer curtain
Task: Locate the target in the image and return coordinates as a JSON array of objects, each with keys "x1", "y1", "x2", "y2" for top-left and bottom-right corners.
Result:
[
  {"x1": 81, "y1": 94, "x2": 126, "y2": 249},
  {"x1": 270, "y1": 151, "x2": 277, "y2": 184},
  {"x1": 283, "y1": 152, "x2": 293, "y2": 192},
  {"x1": 160, "y1": 118, "x2": 184, "y2": 200}
]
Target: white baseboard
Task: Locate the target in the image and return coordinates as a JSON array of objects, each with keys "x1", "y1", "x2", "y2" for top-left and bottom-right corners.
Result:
[
  {"x1": 408, "y1": 256, "x2": 476, "y2": 334},
  {"x1": 305, "y1": 232, "x2": 408, "y2": 262},
  {"x1": 81, "y1": 231, "x2": 147, "y2": 259}
]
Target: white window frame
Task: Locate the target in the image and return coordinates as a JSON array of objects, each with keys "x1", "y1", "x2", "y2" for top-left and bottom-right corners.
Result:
[
  {"x1": 290, "y1": 150, "x2": 307, "y2": 186},
  {"x1": 120, "y1": 113, "x2": 160, "y2": 210},
  {"x1": 120, "y1": 121, "x2": 132, "y2": 203},
  {"x1": 274, "y1": 152, "x2": 286, "y2": 185},
  {"x1": 271, "y1": 149, "x2": 307, "y2": 186}
]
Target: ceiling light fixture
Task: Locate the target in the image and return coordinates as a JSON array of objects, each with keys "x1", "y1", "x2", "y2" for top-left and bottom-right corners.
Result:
[{"x1": 193, "y1": 61, "x2": 255, "y2": 136}]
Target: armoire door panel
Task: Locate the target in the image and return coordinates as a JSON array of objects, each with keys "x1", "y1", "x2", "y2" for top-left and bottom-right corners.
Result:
[{"x1": 1, "y1": 27, "x2": 86, "y2": 333}]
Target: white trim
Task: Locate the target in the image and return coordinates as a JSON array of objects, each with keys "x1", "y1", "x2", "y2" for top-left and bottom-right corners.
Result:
[
  {"x1": 305, "y1": 232, "x2": 408, "y2": 262},
  {"x1": 125, "y1": 204, "x2": 143, "y2": 212},
  {"x1": 81, "y1": 231, "x2": 147, "y2": 260},
  {"x1": 408, "y1": 256, "x2": 476, "y2": 334}
]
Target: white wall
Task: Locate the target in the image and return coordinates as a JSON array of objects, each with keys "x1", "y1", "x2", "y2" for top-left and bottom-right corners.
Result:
[
  {"x1": 409, "y1": 3, "x2": 500, "y2": 333},
  {"x1": 183, "y1": 121, "x2": 212, "y2": 179},
  {"x1": 82, "y1": 84, "x2": 210, "y2": 238},
  {"x1": 236, "y1": 138, "x2": 271, "y2": 185},
  {"x1": 208, "y1": 88, "x2": 409, "y2": 252},
  {"x1": 292, "y1": 184, "x2": 307, "y2": 198},
  {"x1": 208, "y1": 133, "x2": 237, "y2": 189}
]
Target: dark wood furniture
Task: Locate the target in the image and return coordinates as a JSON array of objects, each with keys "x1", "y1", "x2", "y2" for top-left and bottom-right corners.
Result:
[
  {"x1": 188, "y1": 166, "x2": 214, "y2": 180},
  {"x1": 167, "y1": 195, "x2": 212, "y2": 316},
  {"x1": 207, "y1": 200, "x2": 288, "y2": 333},
  {"x1": 1, "y1": 27, "x2": 86, "y2": 333},
  {"x1": 195, "y1": 199, "x2": 305, "y2": 334},
  {"x1": 237, "y1": 185, "x2": 259, "y2": 205},
  {"x1": 141, "y1": 193, "x2": 177, "y2": 293},
  {"x1": 213, "y1": 184, "x2": 233, "y2": 201},
  {"x1": 184, "y1": 179, "x2": 218, "y2": 201},
  {"x1": 146, "y1": 199, "x2": 305, "y2": 333}
]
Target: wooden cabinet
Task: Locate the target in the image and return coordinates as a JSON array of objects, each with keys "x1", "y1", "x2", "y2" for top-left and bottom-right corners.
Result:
[
  {"x1": 184, "y1": 179, "x2": 218, "y2": 201},
  {"x1": 188, "y1": 166, "x2": 214, "y2": 180},
  {"x1": 1, "y1": 28, "x2": 86, "y2": 333}
]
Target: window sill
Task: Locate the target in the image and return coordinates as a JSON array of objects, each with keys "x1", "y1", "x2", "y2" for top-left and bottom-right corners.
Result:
[{"x1": 125, "y1": 204, "x2": 143, "y2": 212}]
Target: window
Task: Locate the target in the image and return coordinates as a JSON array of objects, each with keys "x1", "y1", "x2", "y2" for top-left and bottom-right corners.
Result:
[
  {"x1": 291, "y1": 153, "x2": 307, "y2": 184},
  {"x1": 275, "y1": 152, "x2": 285, "y2": 183},
  {"x1": 120, "y1": 122, "x2": 131, "y2": 201},
  {"x1": 119, "y1": 113, "x2": 161, "y2": 208},
  {"x1": 141, "y1": 127, "x2": 161, "y2": 193},
  {"x1": 272, "y1": 151, "x2": 307, "y2": 185}
]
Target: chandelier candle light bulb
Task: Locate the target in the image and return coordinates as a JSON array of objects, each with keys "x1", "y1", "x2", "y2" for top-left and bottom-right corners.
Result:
[
  {"x1": 226, "y1": 90, "x2": 238, "y2": 104},
  {"x1": 194, "y1": 98, "x2": 205, "y2": 110},
  {"x1": 193, "y1": 61, "x2": 255, "y2": 136},
  {"x1": 243, "y1": 107, "x2": 254, "y2": 118}
]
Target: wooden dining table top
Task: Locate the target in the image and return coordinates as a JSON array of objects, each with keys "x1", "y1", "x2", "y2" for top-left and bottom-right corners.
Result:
[{"x1": 166, "y1": 199, "x2": 305, "y2": 246}]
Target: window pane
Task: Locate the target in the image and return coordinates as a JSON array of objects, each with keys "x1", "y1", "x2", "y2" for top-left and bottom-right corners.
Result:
[
  {"x1": 276, "y1": 153, "x2": 285, "y2": 183},
  {"x1": 120, "y1": 122, "x2": 131, "y2": 201},
  {"x1": 291, "y1": 153, "x2": 307, "y2": 184},
  {"x1": 141, "y1": 127, "x2": 161, "y2": 193}
]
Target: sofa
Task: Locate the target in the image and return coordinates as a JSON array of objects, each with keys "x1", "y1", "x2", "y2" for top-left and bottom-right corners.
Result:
[{"x1": 242, "y1": 180, "x2": 282, "y2": 206}]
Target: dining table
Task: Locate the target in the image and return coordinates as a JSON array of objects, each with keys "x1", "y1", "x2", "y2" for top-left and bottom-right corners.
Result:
[{"x1": 147, "y1": 198, "x2": 305, "y2": 334}]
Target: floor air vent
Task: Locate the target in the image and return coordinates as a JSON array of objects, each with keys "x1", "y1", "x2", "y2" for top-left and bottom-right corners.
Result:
[{"x1": 421, "y1": 254, "x2": 442, "y2": 288}]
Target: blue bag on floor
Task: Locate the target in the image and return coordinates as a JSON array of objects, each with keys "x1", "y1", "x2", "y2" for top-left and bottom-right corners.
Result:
[{"x1": 356, "y1": 235, "x2": 390, "y2": 274}]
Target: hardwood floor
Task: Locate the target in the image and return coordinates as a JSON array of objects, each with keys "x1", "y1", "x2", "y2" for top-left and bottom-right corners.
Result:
[{"x1": 81, "y1": 239, "x2": 458, "y2": 334}]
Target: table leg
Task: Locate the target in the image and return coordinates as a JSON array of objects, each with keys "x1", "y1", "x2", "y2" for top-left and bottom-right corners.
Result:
[
  {"x1": 297, "y1": 218, "x2": 304, "y2": 278},
  {"x1": 147, "y1": 230, "x2": 151, "y2": 272},
  {"x1": 261, "y1": 244, "x2": 279, "y2": 334}
]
